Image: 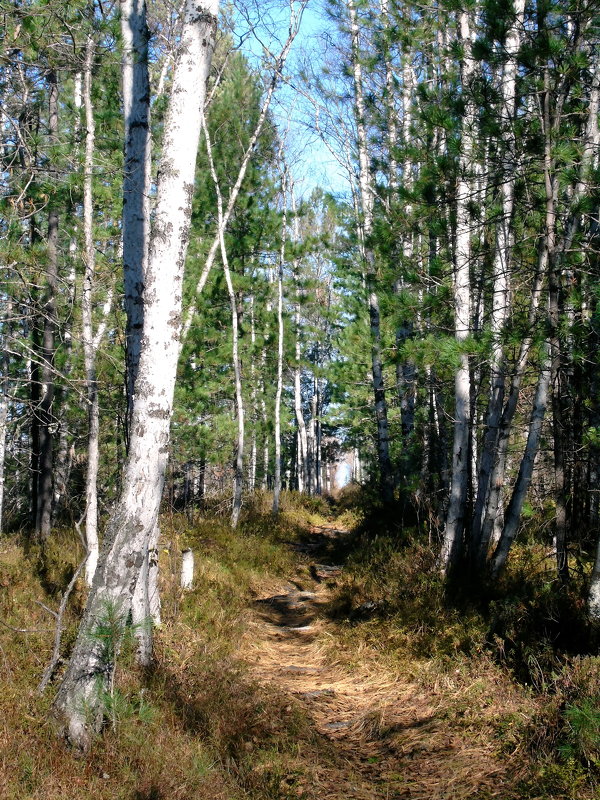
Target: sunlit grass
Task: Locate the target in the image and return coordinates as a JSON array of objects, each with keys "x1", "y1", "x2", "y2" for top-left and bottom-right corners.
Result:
[{"x1": 1, "y1": 491, "x2": 599, "y2": 799}]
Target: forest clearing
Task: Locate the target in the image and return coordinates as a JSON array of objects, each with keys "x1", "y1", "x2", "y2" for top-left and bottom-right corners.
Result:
[{"x1": 2, "y1": 0, "x2": 600, "y2": 796}]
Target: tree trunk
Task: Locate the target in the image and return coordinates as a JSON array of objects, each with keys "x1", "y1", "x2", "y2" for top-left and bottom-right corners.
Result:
[
  {"x1": 491, "y1": 343, "x2": 551, "y2": 577},
  {"x1": 249, "y1": 295, "x2": 257, "y2": 492},
  {"x1": 81, "y1": 35, "x2": 100, "y2": 586},
  {"x1": 52, "y1": 1, "x2": 219, "y2": 749},
  {"x1": 273, "y1": 169, "x2": 287, "y2": 514},
  {"x1": 440, "y1": 10, "x2": 476, "y2": 573},
  {"x1": 202, "y1": 115, "x2": 245, "y2": 526},
  {"x1": 0, "y1": 299, "x2": 11, "y2": 533},
  {"x1": 315, "y1": 374, "x2": 322, "y2": 495},
  {"x1": 35, "y1": 69, "x2": 60, "y2": 541},
  {"x1": 120, "y1": 0, "x2": 157, "y2": 658},
  {"x1": 477, "y1": 251, "x2": 546, "y2": 563},
  {"x1": 470, "y1": 0, "x2": 525, "y2": 566},
  {"x1": 121, "y1": 0, "x2": 151, "y2": 438},
  {"x1": 347, "y1": 0, "x2": 394, "y2": 504},
  {"x1": 308, "y1": 385, "x2": 317, "y2": 494},
  {"x1": 131, "y1": 521, "x2": 161, "y2": 665}
]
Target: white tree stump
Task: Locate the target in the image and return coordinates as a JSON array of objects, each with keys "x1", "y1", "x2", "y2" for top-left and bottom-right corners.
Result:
[{"x1": 180, "y1": 548, "x2": 194, "y2": 590}]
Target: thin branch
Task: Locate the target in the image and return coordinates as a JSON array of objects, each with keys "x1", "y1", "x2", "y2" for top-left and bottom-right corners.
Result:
[
  {"x1": 180, "y1": 1, "x2": 306, "y2": 349},
  {"x1": 37, "y1": 552, "x2": 87, "y2": 694}
]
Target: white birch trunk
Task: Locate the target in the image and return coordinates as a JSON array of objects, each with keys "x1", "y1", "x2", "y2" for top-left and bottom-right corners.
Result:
[
  {"x1": 272, "y1": 168, "x2": 287, "y2": 514},
  {"x1": 308, "y1": 389, "x2": 317, "y2": 494},
  {"x1": 121, "y1": 0, "x2": 162, "y2": 658},
  {"x1": 261, "y1": 349, "x2": 270, "y2": 491},
  {"x1": 471, "y1": 0, "x2": 525, "y2": 564},
  {"x1": 348, "y1": 0, "x2": 394, "y2": 503},
  {"x1": 202, "y1": 115, "x2": 245, "y2": 526},
  {"x1": 440, "y1": 9, "x2": 476, "y2": 573},
  {"x1": 181, "y1": 548, "x2": 194, "y2": 590},
  {"x1": 315, "y1": 375, "x2": 322, "y2": 495},
  {"x1": 131, "y1": 521, "x2": 161, "y2": 664},
  {"x1": 249, "y1": 295, "x2": 257, "y2": 492},
  {"x1": 131, "y1": 522, "x2": 161, "y2": 667},
  {"x1": 0, "y1": 298, "x2": 11, "y2": 534},
  {"x1": 0, "y1": 384, "x2": 6, "y2": 535},
  {"x1": 52, "y1": 1, "x2": 219, "y2": 749},
  {"x1": 81, "y1": 36, "x2": 101, "y2": 587}
]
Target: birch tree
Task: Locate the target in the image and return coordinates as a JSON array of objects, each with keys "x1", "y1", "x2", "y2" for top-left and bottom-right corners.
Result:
[
  {"x1": 439, "y1": 8, "x2": 477, "y2": 573},
  {"x1": 273, "y1": 163, "x2": 288, "y2": 514},
  {"x1": 347, "y1": 0, "x2": 394, "y2": 504},
  {"x1": 53, "y1": 0, "x2": 219, "y2": 749},
  {"x1": 202, "y1": 114, "x2": 246, "y2": 527},
  {"x1": 81, "y1": 31, "x2": 115, "y2": 586}
]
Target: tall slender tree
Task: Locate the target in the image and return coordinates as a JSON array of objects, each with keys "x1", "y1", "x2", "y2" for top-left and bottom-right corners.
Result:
[{"x1": 53, "y1": 0, "x2": 220, "y2": 749}]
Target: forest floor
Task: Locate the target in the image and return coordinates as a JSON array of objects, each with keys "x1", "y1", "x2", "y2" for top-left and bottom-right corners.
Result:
[
  {"x1": 1, "y1": 493, "x2": 598, "y2": 800},
  {"x1": 238, "y1": 520, "x2": 531, "y2": 800}
]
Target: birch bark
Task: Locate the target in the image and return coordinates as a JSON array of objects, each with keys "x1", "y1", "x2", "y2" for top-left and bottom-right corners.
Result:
[
  {"x1": 52, "y1": 0, "x2": 219, "y2": 749},
  {"x1": 440, "y1": 10, "x2": 476, "y2": 573},
  {"x1": 249, "y1": 295, "x2": 257, "y2": 491},
  {"x1": 202, "y1": 115, "x2": 245, "y2": 527},
  {"x1": 120, "y1": 0, "x2": 163, "y2": 659},
  {"x1": 81, "y1": 35, "x2": 114, "y2": 586},
  {"x1": 273, "y1": 167, "x2": 287, "y2": 514},
  {"x1": 471, "y1": 0, "x2": 525, "y2": 566},
  {"x1": 81, "y1": 39, "x2": 99, "y2": 584},
  {"x1": 0, "y1": 299, "x2": 11, "y2": 534},
  {"x1": 347, "y1": 0, "x2": 394, "y2": 504}
]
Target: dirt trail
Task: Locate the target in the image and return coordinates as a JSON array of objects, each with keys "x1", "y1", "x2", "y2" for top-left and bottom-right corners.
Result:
[{"x1": 240, "y1": 524, "x2": 519, "y2": 800}]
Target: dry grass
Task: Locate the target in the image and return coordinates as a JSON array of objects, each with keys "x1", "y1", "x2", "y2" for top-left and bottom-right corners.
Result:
[
  {"x1": 1, "y1": 497, "x2": 599, "y2": 799},
  {"x1": 241, "y1": 529, "x2": 537, "y2": 800}
]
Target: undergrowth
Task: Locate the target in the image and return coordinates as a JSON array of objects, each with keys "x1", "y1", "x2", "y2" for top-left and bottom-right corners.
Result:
[
  {"x1": 2, "y1": 489, "x2": 600, "y2": 799},
  {"x1": 0, "y1": 497, "x2": 331, "y2": 800},
  {"x1": 320, "y1": 489, "x2": 600, "y2": 798}
]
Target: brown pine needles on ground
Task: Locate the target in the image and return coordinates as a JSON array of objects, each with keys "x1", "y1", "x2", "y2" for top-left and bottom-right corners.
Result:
[{"x1": 1, "y1": 497, "x2": 599, "y2": 800}]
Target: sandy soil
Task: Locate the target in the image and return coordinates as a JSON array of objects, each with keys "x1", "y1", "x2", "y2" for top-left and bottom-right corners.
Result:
[{"x1": 240, "y1": 525, "x2": 517, "y2": 800}]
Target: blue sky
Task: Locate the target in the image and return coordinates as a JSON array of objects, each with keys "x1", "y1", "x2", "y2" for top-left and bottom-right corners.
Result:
[{"x1": 233, "y1": 0, "x2": 351, "y2": 197}]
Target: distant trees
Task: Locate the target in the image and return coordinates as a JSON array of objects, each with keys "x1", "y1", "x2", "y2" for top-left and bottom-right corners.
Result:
[{"x1": 314, "y1": 0, "x2": 600, "y2": 584}]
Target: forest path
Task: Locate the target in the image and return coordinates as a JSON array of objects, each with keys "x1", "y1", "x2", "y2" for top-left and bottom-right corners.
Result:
[{"x1": 239, "y1": 522, "x2": 511, "y2": 800}]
